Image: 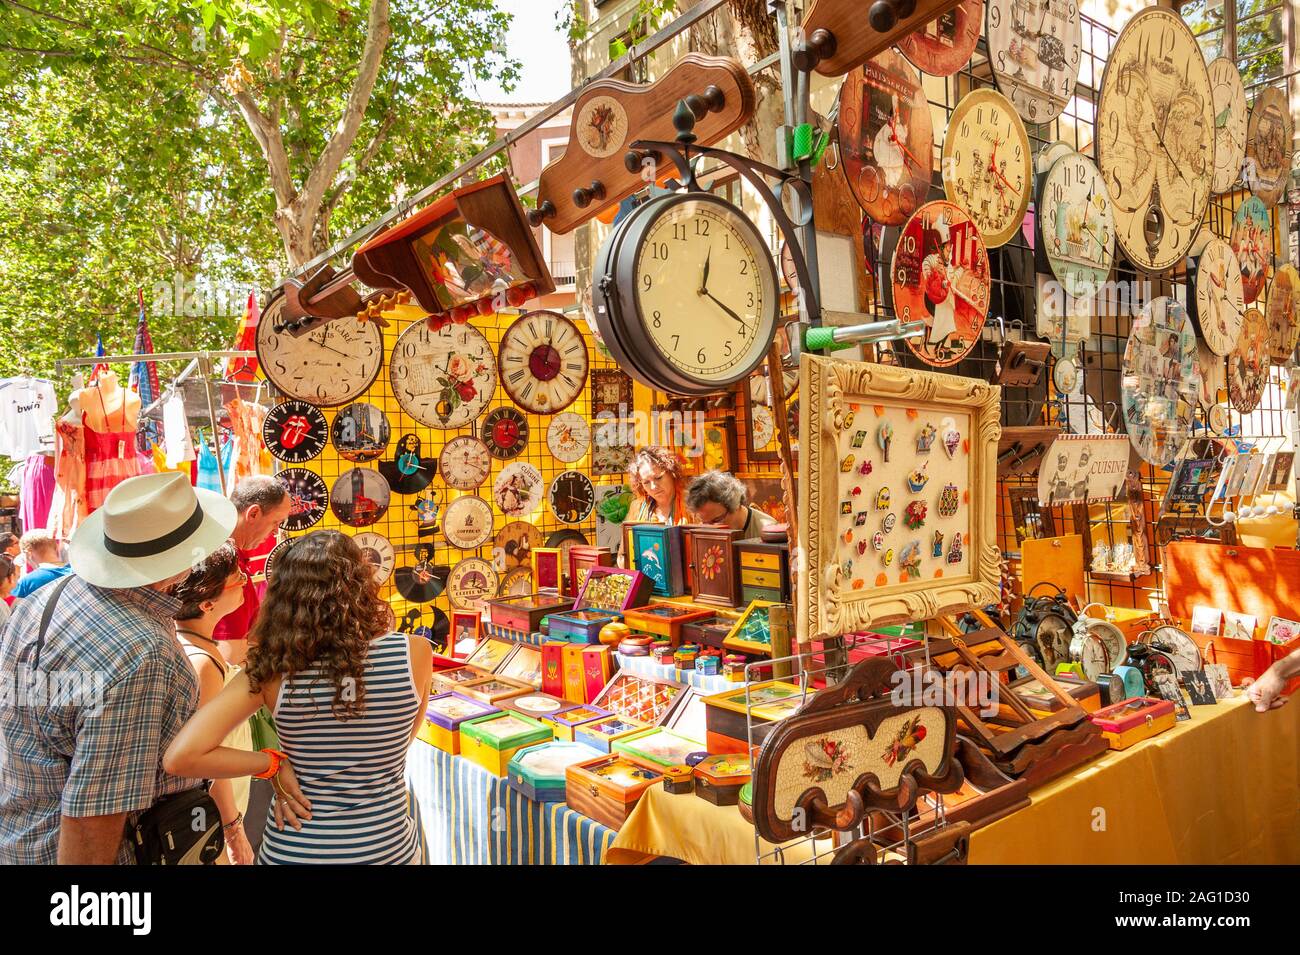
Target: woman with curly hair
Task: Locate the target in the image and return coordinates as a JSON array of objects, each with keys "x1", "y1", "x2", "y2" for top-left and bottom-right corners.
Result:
[
  {"x1": 166, "y1": 530, "x2": 433, "y2": 864},
  {"x1": 620, "y1": 446, "x2": 686, "y2": 565}
]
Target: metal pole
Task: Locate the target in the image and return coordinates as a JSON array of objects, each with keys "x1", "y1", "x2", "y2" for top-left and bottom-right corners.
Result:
[
  {"x1": 55, "y1": 350, "x2": 255, "y2": 372},
  {"x1": 196, "y1": 353, "x2": 227, "y2": 496}
]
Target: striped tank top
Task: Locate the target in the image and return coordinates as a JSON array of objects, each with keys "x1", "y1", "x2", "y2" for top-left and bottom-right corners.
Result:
[{"x1": 260, "y1": 631, "x2": 422, "y2": 865}]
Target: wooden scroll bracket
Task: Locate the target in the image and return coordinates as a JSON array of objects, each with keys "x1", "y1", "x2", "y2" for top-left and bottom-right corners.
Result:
[
  {"x1": 271, "y1": 265, "x2": 367, "y2": 335},
  {"x1": 998, "y1": 427, "x2": 1060, "y2": 478},
  {"x1": 830, "y1": 820, "x2": 972, "y2": 865},
  {"x1": 796, "y1": 0, "x2": 966, "y2": 77}
]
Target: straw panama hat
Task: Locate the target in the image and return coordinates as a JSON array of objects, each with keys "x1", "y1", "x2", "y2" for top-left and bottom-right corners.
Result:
[{"x1": 69, "y1": 472, "x2": 237, "y2": 588}]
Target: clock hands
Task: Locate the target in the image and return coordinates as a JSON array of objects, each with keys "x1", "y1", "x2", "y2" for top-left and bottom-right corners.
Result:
[
  {"x1": 701, "y1": 288, "x2": 753, "y2": 334},
  {"x1": 1149, "y1": 121, "x2": 1191, "y2": 189},
  {"x1": 700, "y1": 247, "x2": 712, "y2": 294}
]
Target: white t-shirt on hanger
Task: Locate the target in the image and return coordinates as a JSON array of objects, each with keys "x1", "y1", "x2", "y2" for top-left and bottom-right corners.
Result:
[
  {"x1": 163, "y1": 393, "x2": 196, "y2": 468},
  {"x1": 0, "y1": 377, "x2": 57, "y2": 458}
]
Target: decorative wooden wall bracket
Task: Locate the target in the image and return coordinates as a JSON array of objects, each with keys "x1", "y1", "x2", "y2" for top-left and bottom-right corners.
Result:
[{"x1": 797, "y1": 0, "x2": 967, "y2": 77}]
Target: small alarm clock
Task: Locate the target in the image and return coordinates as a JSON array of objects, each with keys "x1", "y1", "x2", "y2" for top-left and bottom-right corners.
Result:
[{"x1": 1112, "y1": 665, "x2": 1146, "y2": 700}]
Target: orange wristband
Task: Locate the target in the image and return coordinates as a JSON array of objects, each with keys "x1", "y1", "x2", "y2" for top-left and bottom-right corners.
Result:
[{"x1": 254, "y1": 748, "x2": 287, "y2": 779}]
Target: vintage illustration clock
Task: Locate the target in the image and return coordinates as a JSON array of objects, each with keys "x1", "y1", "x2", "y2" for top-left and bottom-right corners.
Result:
[
  {"x1": 941, "y1": 88, "x2": 1031, "y2": 248},
  {"x1": 498, "y1": 310, "x2": 588, "y2": 414},
  {"x1": 377, "y1": 433, "x2": 436, "y2": 495},
  {"x1": 276, "y1": 467, "x2": 329, "y2": 531},
  {"x1": 1121, "y1": 297, "x2": 1200, "y2": 468},
  {"x1": 892, "y1": 200, "x2": 990, "y2": 366},
  {"x1": 1096, "y1": 6, "x2": 1214, "y2": 273},
  {"x1": 897, "y1": 0, "x2": 982, "y2": 77},
  {"x1": 549, "y1": 470, "x2": 596, "y2": 524},
  {"x1": 1191, "y1": 238, "x2": 1246, "y2": 357},
  {"x1": 1245, "y1": 85, "x2": 1293, "y2": 209},
  {"x1": 263, "y1": 400, "x2": 328, "y2": 464},
  {"x1": 986, "y1": 0, "x2": 1081, "y2": 124},
  {"x1": 1038, "y1": 150, "x2": 1114, "y2": 300},
  {"x1": 547, "y1": 412, "x2": 590, "y2": 463},
  {"x1": 256, "y1": 301, "x2": 384, "y2": 407},
  {"x1": 493, "y1": 461, "x2": 544, "y2": 519},
  {"x1": 330, "y1": 401, "x2": 390, "y2": 464},
  {"x1": 837, "y1": 50, "x2": 933, "y2": 226},
  {"x1": 354, "y1": 531, "x2": 396, "y2": 585},
  {"x1": 447, "y1": 557, "x2": 500, "y2": 612},
  {"x1": 439, "y1": 435, "x2": 493, "y2": 490},
  {"x1": 493, "y1": 520, "x2": 541, "y2": 572},
  {"x1": 1231, "y1": 196, "x2": 1272, "y2": 305},
  {"x1": 1265, "y1": 265, "x2": 1300, "y2": 364},
  {"x1": 480, "y1": 406, "x2": 529, "y2": 460},
  {"x1": 1208, "y1": 57, "x2": 1248, "y2": 195},
  {"x1": 443, "y1": 495, "x2": 495, "y2": 550},
  {"x1": 389, "y1": 320, "x2": 497, "y2": 429},
  {"x1": 1229, "y1": 305, "x2": 1269, "y2": 414},
  {"x1": 330, "y1": 467, "x2": 392, "y2": 528}
]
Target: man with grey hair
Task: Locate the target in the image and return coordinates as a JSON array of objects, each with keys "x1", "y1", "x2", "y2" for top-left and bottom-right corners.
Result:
[
  {"x1": 213, "y1": 475, "x2": 291, "y2": 666},
  {"x1": 686, "y1": 470, "x2": 775, "y2": 539}
]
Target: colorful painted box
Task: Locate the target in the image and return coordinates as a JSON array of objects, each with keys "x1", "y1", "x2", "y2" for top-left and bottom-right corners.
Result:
[
  {"x1": 734, "y1": 539, "x2": 791, "y2": 604},
  {"x1": 574, "y1": 715, "x2": 648, "y2": 753},
  {"x1": 722, "y1": 600, "x2": 778, "y2": 656},
  {"x1": 621, "y1": 603, "x2": 717, "y2": 644},
  {"x1": 507, "y1": 740, "x2": 603, "y2": 802},
  {"x1": 564, "y1": 753, "x2": 664, "y2": 830},
  {"x1": 567, "y1": 545, "x2": 614, "y2": 599},
  {"x1": 692, "y1": 753, "x2": 751, "y2": 806},
  {"x1": 503, "y1": 692, "x2": 576, "y2": 723},
  {"x1": 462, "y1": 637, "x2": 518, "y2": 674},
  {"x1": 546, "y1": 608, "x2": 623, "y2": 643},
  {"x1": 581, "y1": 644, "x2": 613, "y2": 702},
  {"x1": 418, "y1": 692, "x2": 500, "y2": 755},
  {"x1": 431, "y1": 665, "x2": 492, "y2": 695},
  {"x1": 591, "y1": 672, "x2": 689, "y2": 726},
  {"x1": 541, "y1": 640, "x2": 567, "y2": 697},
  {"x1": 703, "y1": 681, "x2": 805, "y2": 753},
  {"x1": 680, "y1": 615, "x2": 735, "y2": 652},
  {"x1": 574, "y1": 566, "x2": 653, "y2": 613},
  {"x1": 612, "y1": 727, "x2": 704, "y2": 768},
  {"x1": 683, "y1": 525, "x2": 744, "y2": 608},
  {"x1": 459, "y1": 675, "x2": 534, "y2": 706},
  {"x1": 660, "y1": 687, "x2": 707, "y2": 745},
  {"x1": 486, "y1": 593, "x2": 573, "y2": 634},
  {"x1": 548, "y1": 703, "x2": 612, "y2": 742},
  {"x1": 459, "y1": 710, "x2": 554, "y2": 777},
  {"x1": 1090, "y1": 696, "x2": 1177, "y2": 750},
  {"x1": 562, "y1": 642, "x2": 587, "y2": 702},
  {"x1": 627, "y1": 523, "x2": 686, "y2": 598}
]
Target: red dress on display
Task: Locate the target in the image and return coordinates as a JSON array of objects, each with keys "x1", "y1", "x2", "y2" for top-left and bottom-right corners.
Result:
[{"x1": 83, "y1": 388, "x2": 145, "y2": 513}]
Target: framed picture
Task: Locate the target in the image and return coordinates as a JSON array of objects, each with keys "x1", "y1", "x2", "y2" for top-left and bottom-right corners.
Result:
[
  {"x1": 1008, "y1": 486, "x2": 1055, "y2": 544},
  {"x1": 742, "y1": 378, "x2": 780, "y2": 463},
  {"x1": 1265, "y1": 615, "x2": 1300, "y2": 646},
  {"x1": 798, "y1": 354, "x2": 999, "y2": 640},
  {"x1": 1190, "y1": 605, "x2": 1222, "y2": 637},
  {"x1": 450, "y1": 611, "x2": 481, "y2": 654},
  {"x1": 591, "y1": 423, "x2": 635, "y2": 476},
  {"x1": 1222, "y1": 610, "x2": 1257, "y2": 642},
  {"x1": 591, "y1": 369, "x2": 633, "y2": 418}
]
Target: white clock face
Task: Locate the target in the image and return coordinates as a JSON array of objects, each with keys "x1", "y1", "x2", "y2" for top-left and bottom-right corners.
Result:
[
  {"x1": 353, "y1": 532, "x2": 395, "y2": 585},
  {"x1": 257, "y1": 304, "x2": 384, "y2": 407},
  {"x1": 389, "y1": 320, "x2": 497, "y2": 429},
  {"x1": 751, "y1": 403, "x2": 775, "y2": 449},
  {"x1": 634, "y1": 198, "x2": 776, "y2": 386},
  {"x1": 1208, "y1": 58, "x2": 1248, "y2": 195},
  {"x1": 493, "y1": 461, "x2": 544, "y2": 519},
  {"x1": 547, "y1": 412, "x2": 591, "y2": 463},
  {"x1": 1040, "y1": 151, "x2": 1115, "y2": 299},
  {"x1": 941, "y1": 88, "x2": 1031, "y2": 248},
  {"x1": 1193, "y1": 238, "x2": 1246, "y2": 357},
  {"x1": 439, "y1": 436, "x2": 493, "y2": 490},
  {"x1": 443, "y1": 495, "x2": 494, "y2": 550},
  {"x1": 986, "y1": 0, "x2": 1081, "y2": 124}
]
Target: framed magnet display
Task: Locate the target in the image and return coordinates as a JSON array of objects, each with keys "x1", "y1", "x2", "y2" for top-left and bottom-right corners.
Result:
[
  {"x1": 1037, "y1": 151, "x2": 1114, "y2": 300},
  {"x1": 439, "y1": 435, "x2": 493, "y2": 490},
  {"x1": 836, "y1": 50, "x2": 933, "y2": 226},
  {"x1": 493, "y1": 461, "x2": 544, "y2": 519},
  {"x1": 1120, "y1": 298, "x2": 1200, "y2": 468},
  {"x1": 493, "y1": 520, "x2": 541, "y2": 572},
  {"x1": 798, "y1": 354, "x2": 1000, "y2": 641},
  {"x1": 892, "y1": 201, "x2": 990, "y2": 367},
  {"x1": 590, "y1": 368, "x2": 633, "y2": 417},
  {"x1": 547, "y1": 412, "x2": 590, "y2": 464},
  {"x1": 1230, "y1": 196, "x2": 1272, "y2": 305},
  {"x1": 985, "y1": 0, "x2": 1081, "y2": 124},
  {"x1": 1228, "y1": 306, "x2": 1269, "y2": 414},
  {"x1": 354, "y1": 531, "x2": 396, "y2": 585},
  {"x1": 549, "y1": 470, "x2": 595, "y2": 524},
  {"x1": 393, "y1": 543, "x2": 449, "y2": 604},
  {"x1": 1037, "y1": 434, "x2": 1130, "y2": 507},
  {"x1": 591, "y1": 425, "x2": 634, "y2": 476},
  {"x1": 330, "y1": 467, "x2": 391, "y2": 527},
  {"x1": 389, "y1": 320, "x2": 497, "y2": 429},
  {"x1": 276, "y1": 467, "x2": 329, "y2": 531},
  {"x1": 442, "y1": 495, "x2": 494, "y2": 550},
  {"x1": 940, "y1": 88, "x2": 1030, "y2": 249},
  {"x1": 480, "y1": 406, "x2": 529, "y2": 460},
  {"x1": 256, "y1": 301, "x2": 383, "y2": 407},
  {"x1": 897, "y1": 0, "x2": 982, "y2": 77},
  {"x1": 1207, "y1": 57, "x2": 1248, "y2": 195},
  {"x1": 1191, "y1": 238, "x2": 1246, "y2": 357},
  {"x1": 329, "y1": 402, "x2": 390, "y2": 463},
  {"x1": 447, "y1": 557, "x2": 500, "y2": 612},
  {"x1": 1095, "y1": 7, "x2": 1213, "y2": 273},
  {"x1": 377, "y1": 433, "x2": 436, "y2": 495},
  {"x1": 498, "y1": 310, "x2": 588, "y2": 414},
  {"x1": 1244, "y1": 84, "x2": 1293, "y2": 209},
  {"x1": 1265, "y1": 265, "x2": 1300, "y2": 364},
  {"x1": 263, "y1": 400, "x2": 328, "y2": 464}
]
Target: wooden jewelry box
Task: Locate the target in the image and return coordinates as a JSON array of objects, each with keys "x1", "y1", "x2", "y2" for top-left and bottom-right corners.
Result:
[
  {"x1": 459, "y1": 710, "x2": 554, "y2": 776},
  {"x1": 419, "y1": 692, "x2": 501, "y2": 755},
  {"x1": 507, "y1": 740, "x2": 603, "y2": 803},
  {"x1": 459, "y1": 675, "x2": 534, "y2": 706},
  {"x1": 546, "y1": 608, "x2": 623, "y2": 643},
  {"x1": 487, "y1": 593, "x2": 573, "y2": 635},
  {"x1": 565, "y1": 752, "x2": 664, "y2": 830},
  {"x1": 621, "y1": 603, "x2": 717, "y2": 644},
  {"x1": 462, "y1": 637, "x2": 518, "y2": 674},
  {"x1": 568, "y1": 545, "x2": 614, "y2": 599},
  {"x1": 1012, "y1": 673, "x2": 1103, "y2": 715},
  {"x1": 683, "y1": 525, "x2": 744, "y2": 608},
  {"x1": 703, "y1": 680, "x2": 806, "y2": 754},
  {"x1": 496, "y1": 643, "x2": 545, "y2": 688},
  {"x1": 575, "y1": 566, "x2": 653, "y2": 613},
  {"x1": 679, "y1": 615, "x2": 736, "y2": 652},
  {"x1": 547, "y1": 703, "x2": 612, "y2": 742},
  {"x1": 626, "y1": 523, "x2": 687, "y2": 598},
  {"x1": 1089, "y1": 696, "x2": 1177, "y2": 750},
  {"x1": 592, "y1": 672, "x2": 689, "y2": 726},
  {"x1": 734, "y1": 538, "x2": 791, "y2": 604},
  {"x1": 612, "y1": 727, "x2": 705, "y2": 769},
  {"x1": 431, "y1": 665, "x2": 493, "y2": 695},
  {"x1": 692, "y1": 753, "x2": 751, "y2": 806},
  {"x1": 575, "y1": 714, "x2": 649, "y2": 753}
]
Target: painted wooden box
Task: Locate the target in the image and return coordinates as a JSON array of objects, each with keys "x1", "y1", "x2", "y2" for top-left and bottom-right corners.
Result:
[
  {"x1": 541, "y1": 640, "x2": 567, "y2": 697},
  {"x1": 462, "y1": 637, "x2": 518, "y2": 674},
  {"x1": 660, "y1": 687, "x2": 708, "y2": 745},
  {"x1": 683, "y1": 525, "x2": 745, "y2": 608},
  {"x1": 692, "y1": 753, "x2": 752, "y2": 806},
  {"x1": 592, "y1": 672, "x2": 689, "y2": 726},
  {"x1": 626, "y1": 523, "x2": 687, "y2": 598},
  {"x1": 703, "y1": 680, "x2": 806, "y2": 754},
  {"x1": 621, "y1": 603, "x2": 717, "y2": 644},
  {"x1": 459, "y1": 710, "x2": 554, "y2": 777},
  {"x1": 612, "y1": 727, "x2": 705, "y2": 768},
  {"x1": 546, "y1": 608, "x2": 623, "y2": 643},
  {"x1": 582, "y1": 645, "x2": 613, "y2": 702},
  {"x1": 722, "y1": 600, "x2": 779, "y2": 656},
  {"x1": 568, "y1": 546, "x2": 614, "y2": 599},
  {"x1": 680, "y1": 615, "x2": 736, "y2": 652},
  {"x1": 548, "y1": 703, "x2": 612, "y2": 742},
  {"x1": 487, "y1": 593, "x2": 573, "y2": 634},
  {"x1": 503, "y1": 692, "x2": 577, "y2": 723},
  {"x1": 459, "y1": 675, "x2": 534, "y2": 706},
  {"x1": 506, "y1": 740, "x2": 603, "y2": 803},
  {"x1": 734, "y1": 538, "x2": 791, "y2": 605},
  {"x1": 575, "y1": 566, "x2": 653, "y2": 613},
  {"x1": 496, "y1": 643, "x2": 545, "y2": 688},
  {"x1": 574, "y1": 714, "x2": 648, "y2": 753},
  {"x1": 418, "y1": 692, "x2": 500, "y2": 755},
  {"x1": 564, "y1": 753, "x2": 664, "y2": 830},
  {"x1": 431, "y1": 665, "x2": 492, "y2": 696},
  {"x1": 1090, "y1": 696, "x2": 1177, "y2": 750}
]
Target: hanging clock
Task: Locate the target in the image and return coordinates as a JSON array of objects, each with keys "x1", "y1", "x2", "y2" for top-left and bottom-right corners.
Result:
[
  {"x1": 1208, "y1": 58, "x2": 1248, "y2": 195},
  {"x1": 263, "y1": 400, "x2": 328, "y2": 464},
  {"x1": 330, "y1": 402, "x2": 391, "y2": 463},
  {"x1": 1245, "y1": 85, "x2": 1293, "y2": 209},
  {"x1": 1035, "y1": 139, "x2": 1074, "y2": 176},
  {"x1": 389, "y1": 319, "x2": 497, "y2": 429},
  {"x1": 892, "y1": 200, "x2": 990, "y2": 367},
  {"x1": 1052, "y1": 355, "x2": 1078, "y2": 394},
  {"x1": 498, "y1": 310, "x2": 589, "y2": 414},
  {"x1": 1229, "y1": 306, "x2": 1269, "y2": 414},
  {"x1": 493, "y1": 461, "x2": 544, "y2": 519},
  {"x1": 443, "y1": 495, "x2": 494, "y2": 550},
  {"x1": 986, "y1": 0, "x2": 1081, "y2": 124},
  {"x1": 330, "y1": 467, "x2": 391, "y2": 528},
  {"x1": 750, "y1": 402, "x2": 776, "y2": 455},
  {"x1": 548, "y1": 471, "x2": 595, "y2": 524},
  {"x1": 1266, "y1": 265, "x2": 1300, "y2": 364},
  {"x1": 1191, "y1": 238, "x2": 1246, "y2": 357},
  {"x1": 446, "y1": 557, "x2": 499, "y2": 612},
  {"x1": 377, "y1": 433, "x2": 436, "y2": 495},
  {"x1": 1121, "y1": 297, "x2": 1200, "y2": 468},
  {"x1": 547, "y1": 412, "x2": 591, "y2": 463},
  {"x1": 1038, "y1": 151, "x2": 1115, "y2": 300},
  {"x1": 493, "y1": 520, "x2": 542, "y2": 572},
  {"x1": 480, "y1": 406, "x2": 529, "y2": 460},
  {"x1": 1096, "y1": 7, "x2": 1214, "y2": 274},
  {"x1": 498, "y1": 565, "x2": 534, "y2": 597},
  {"x1": 897, "y1": 0, "x2": 982, "y2": 77},
  {"x1": 263, "y1": 538, "x2": 293, "y2": 580},
  {"x1": 941, "y1": 88, "x2": 1031, "y2": 248},
  {"x1": 1231, "y1": 196, "x2": 1272, "y2": 305},
  {"x1": 439, "y1": 435, "x2": 493, "y2": 490},
  {"x1": 256, "y1": 297, "x2": 384, "y2": 407},
  {"x1": 353, "y1": 531, "x2": 396, "y2": 585},
  {"x1": 275, "y1": 467, "x2": 329, "y2": 531},
  {"x1": 836, "y1": 50, "x2": 933, "y2": 226},
  {"x1": 394, "y1": 543, "x2": 449, "y2": 604},
  {"x1": 592, "y1": 191, "x2": 779, "y2": 396}
]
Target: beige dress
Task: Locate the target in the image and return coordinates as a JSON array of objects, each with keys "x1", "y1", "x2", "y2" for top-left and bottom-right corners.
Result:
[{"x1": 179, "y1": 636, "x2": 253, "y2": 814}]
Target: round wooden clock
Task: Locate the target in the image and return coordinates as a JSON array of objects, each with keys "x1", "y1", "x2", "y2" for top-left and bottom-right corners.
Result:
[
  {"x1": 493, "y1": 520, "x2": 541, "y2": 571},
  {"x1": 837, "y1": 50, "x2": 933, "y2": 226},
  {"x1": 480, "y1": 406, "x2": 529, "y2": 460},
  {"x1": 263, "y1": 538, "x2": 293, "y2": 581},
  {"x1": 353, "y1": 531, "x2": 396, "y2": 585},
  {"x1": 263, "y1": 400, "x2": 328, "y2": 464},
  {"x1": 547, "y1": 412, "x2": 590, "y2": 463},
  {"x1": 591, "y1": 192, "x2": 779, "y2": 396},
  {"x1": 986, "y1": 0, "x2": 1081, "y2": 124},
  {"x1": 330, "y1": 402, "x2": 390, "y2": 464},
  {"x1": 1230, "y1": 196, "x2": 1272, "y2": 305},
  {"x1": 442, "y1": 495, "x2": 494, "y2": 550},
  {"x1": 498, "y1": 311, "x2": 588, "y2": 414},
  {"x1": 394, "y1": 543, "x2": 448, "y2": 604},
  {"x1": 941, "y1": 88, "x2": 1031, "y2": 248},
  {"x1": 1208, "y1": 58, "x2": 1248, "y2": 195},
  {"x1": 1191, "y1": 238, "x2": 1246, "y2": 357},
  {"x1": 275, "y1": 467, "x2": 329, "y2": 531},
  {"x1": 330, "y1": 467, "x2": 391, "y2": 528},
  {"x1": 256, "y1": 299, "x2": 384, "y2": 407},
  {"x1": 898, "y1": 0, "x2": 982, "y2": 77},
  {"x1": 1265, "y1": 264, "x2": 1300, "y2": 364},
  {"x1": 1096, "y1": 6, "x2": 1214, "y2": 273},
  {"x1": 1245, "y1": 85, "x2": 1293, "y2": 209},
  {"x1": 493, "y1": 461, "x2": 544, "y2": 519},
  {"x1": 498, "y1": 565, "x2": 533, "y2": 597},
  {"x1": 439, "y1": 435, "x2": 493, "y2": 490},
  {"x1": 1120, "y1": 297, "x2": 1200, "y2": 468},
  {"x1": 1038, "y1": 151, "x2": 1115, "y2": 299},
  {"x1": 891, "y1": 200, "x2": 990, "y2": 366},
  {"x1": 549, "y1": 470, "x2": 595, "y2": 524},
  {"x1": 446, "y1": 557, "x2": 499, "y2": 612},
  {"x1": 377, "y1": 433, "x2": 436, "y2": 495},
  {"x1": 389, "y1": 320, "x2": 497, "y2": 429}
]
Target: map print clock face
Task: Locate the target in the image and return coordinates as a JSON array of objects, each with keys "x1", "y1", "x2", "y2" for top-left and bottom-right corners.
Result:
[
  {"x1": 439, "y1": 436, "x2": 493, "y2": 490},
  {"x1": 481, "y1": 407, "x2": 529, "y2": 460},
  {"x1": 275, "y1": 468, "x2": 329, "y2": 531},
  {"x1": 389, "y1": 320, "x2": 497, "y2": 429},
  {"x1": 263, "y1": 400, "x2": 328, "y2": 464},
  {"x1": 354, "y1": 531, "x2": 396, "y2": 585}
]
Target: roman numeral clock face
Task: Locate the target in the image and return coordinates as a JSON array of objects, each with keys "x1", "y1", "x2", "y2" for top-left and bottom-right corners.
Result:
[{"x1": 498, "y1": 311, "x2": 589, "y2": 414}]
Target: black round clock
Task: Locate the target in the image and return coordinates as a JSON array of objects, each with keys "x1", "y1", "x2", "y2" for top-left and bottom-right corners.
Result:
[
  {"x1": 263, "y1": 401, "x2": 328, "y2": 464},
  {"x1": 548, "y1": 471, "x2": 595, "y2": 524},
  {"x1": 275, "y1": 468, "x2": 329, "y2": 532},
  {"x1": 498, "y1": 310, "x2": 589, "y2": 414},
  {"x1": 264, "y1": 538, "x2": 294, "y2": 580},
  {"x1": 377, "y1": 433, "x2": 436, "y2": 495},
  {"x1": 481, "y1": 407, "x2": 529, "y2": 460}
]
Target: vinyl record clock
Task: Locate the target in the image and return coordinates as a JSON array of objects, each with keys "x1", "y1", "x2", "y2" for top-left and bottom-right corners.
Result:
[
  {"x1": 276, "y1": 468, "x2": 329, "y2": 531},
  {"x1": 263, "y1": 400, "x2": 328, "y2": 464},
  {"x1": 1208, "y1": 58, "x2": 1248, "y2": 195},
  {"x1": 389, "y1": 320, "x2": 497, "y2": 429},
  {"x1": 354, "y1": 531, "x2": 396, "y2": 585},
  {"x1": 498, "y1": 310, "x2": 589, "y2": 414},
  {"x1": 1191, "y1": 238, "x2": 1246, "y2": 357},
  {"x1": 548, "y1": 471, "x2": 595, "y2": 524},
  {"x1": 443, "y1": 495, "x2": 494, "y2": 550},
  {"x1": 377, "y1": 433, "x2": 436, "y2": 495},
  {"x1": 1245, "y1": 85, "x2": 1293, "y2": 209},
  {"x1": 941, "y1": 88, "x2": 1031, "y2": 248},
  {"x1": 985, "y1": 0, "x2": 1081, "y2": 125},
  {"x1": 394, "y1": 543, "x2": 449, "y2": 604},
  {"x1": 256, "y1": 297, "x2": 384, "y2": 407},
  {"x1": 1231, "y1": 196, "x2": 1272, "y2": 305},
  {"x1": 897, "y1": 0, "x2": 982, "y2": 78},
  {"x1": 439, "y1": 435, "x2": 493, "y2": 490},
  {"x1": 1037, "y1": 150, "x2": 1114, "y2": 299},
  {"x1": 480, "y1": 406, "x2": 529, "y2": 459},
  {"x1": 493, "y1": 461, "x2": 544, "y2": 519},
  {"x1": 547, "y1": 412, "x2": 590, "y2": 463},
  {"x1": 447, "y1": 557, "x2": 499, "y2": 612},
  {"x1": 330, "y1": 468, "x2": 391, "y2": 528}
]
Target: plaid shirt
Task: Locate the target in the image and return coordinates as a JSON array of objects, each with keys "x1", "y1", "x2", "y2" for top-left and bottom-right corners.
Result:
[{"x1": 0, "y1": 575, "x2": 198, "y2": 864}]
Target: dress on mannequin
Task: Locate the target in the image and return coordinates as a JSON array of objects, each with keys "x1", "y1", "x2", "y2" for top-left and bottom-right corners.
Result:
[
  {"x1": 19, "y1": 454, "x2": 54, "y2": 534},
  {"x1": 77, "y1": 372, "x2": 145, "y2": 513},
  {"x1": 46, "y1": 399, "x2": 87, "y2": 540}
]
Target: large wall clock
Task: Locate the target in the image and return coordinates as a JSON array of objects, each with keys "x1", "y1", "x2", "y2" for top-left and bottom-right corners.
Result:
[
  {"x1": 389, "y1": 320, "x2": 497, "y2": 429},
  {"x1": 330, "y1": 401, "x2": 390, "y2": 463},
  {"x1": 891, "y1": 200, "x2": 990, "y2": 366},
  {"x1": 986, "y1": 0, "x2": 1081, "y2": 124},
  {"x1": 592, "y1": 192, "x2": 779, "y2": 396},
  {"x1": 941, "y1": 88, "x2": 1031, "y2": 248},
  {"x1": 447, "y1": 557, "x2": 500, "y2": 612},
  {"x1": 837, "y1": 50, "x2": 933, "y2": 226},
  {"x1": 1265, "y1": 265, "x2": 1300, "y2": 364},
  {"x1": 1096, "y1": 6, "x2": 1214, "y2": 273},
  {"x1": 547, "y1": 412, "x2": 590, "y2": 463},
  {"x1": 549, "y1": 470, "x2": 596, "y2": 524},
  {"x1": 263, "y1": 400, "x2": 328, "y2": 464},
  {"x1": 493, "y1": 461, "x2": 544, "y2": 519},
  {"x1": 256, "y1": 299, "x2": 384, "y2": 407},
  {"x1": 1191, "y1": 238, "x2": 1246, "y2": 357},
  {"x1": 439, "y1": 435, "x2": 493, "y2": 490},
  {"x1": 1245, "y1": 85, "x2": 1293, "y2": 209},
  {"x1": 275, "y1": 467, "x2": 329, "y2": 531},
  {"x1": 898, "y1": 0, "x2": 982, "y2": 78},
  {"x1": 1230, "y1": 196, "x2": 1272, "y2": 305},
  {"x1": 1229, "y1": 305, "x2": 1269, "y2": 414},
  {"x1": 1208, "y1": 58, "x2": 1248, "y2": 195},
  {"x1": 354, "y1": 531, "x2": 396, "y2": 585},
  {"x1": 330, "y1": 468, "x2": 391, "y2": 528},
  {"x1": 443, "y1": 495, "x2": 494, "y2": 550},
  {"x1": 1037, "y1": 150, "x2": 1114, "y2": 300},
  {"x1": 498, "y1": 310, "x2": 588, "y2": 414},
  {"x1": 1121, "y1": 297, "x2": 1201, "y2": 467},
  {"x1": 480, "y1": 406, "x2": 529, "y2": 460}
]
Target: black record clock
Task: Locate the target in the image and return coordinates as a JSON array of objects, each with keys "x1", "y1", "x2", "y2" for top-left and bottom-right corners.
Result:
[
  {"x1": 394, "y1": 542, "x2": 450, "y2": 604},
  {"x1": 481, "y1": 406, "x2": 529, "y2": 460},
  {"x1": 377, "y1": 433, "x2": 436, "y2": 495},
  {"x1": 498, "y1": 310, "x2": 589, "y2": 414},
  {"x1": 548, "y1": 471, "x2": 595, "y2": 524},
  {"x1": 263, "y1": 400, "x2": 328, "y2": 464},
  {"x1": 275, "y1": 468, "x2": 329, "y2": 531}
]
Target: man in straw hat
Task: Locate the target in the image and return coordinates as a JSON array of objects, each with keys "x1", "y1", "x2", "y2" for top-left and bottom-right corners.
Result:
[{"x1": 0, "y1": 472, "x2": 236, "y2": 864}]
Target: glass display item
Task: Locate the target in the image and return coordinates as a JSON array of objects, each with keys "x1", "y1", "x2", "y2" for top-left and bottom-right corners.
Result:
[
  {"x1": 389, "y1": 320, "x2": 497, "y2": 429},
  {"x1": 1120, "y1": 297, "x2": 1200, "y2": 468},
  {"x1": 941, "y1": 88, "x2": 1030, "y2": 248},
  {"x1": 985, "y1": 0, "x2": 1081, "y2": 124}
]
